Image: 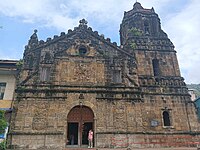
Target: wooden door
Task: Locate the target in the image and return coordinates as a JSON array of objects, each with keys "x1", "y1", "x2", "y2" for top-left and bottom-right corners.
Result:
[{"x1": 67, "y1": 106, "x2": 94, "y2": 146}]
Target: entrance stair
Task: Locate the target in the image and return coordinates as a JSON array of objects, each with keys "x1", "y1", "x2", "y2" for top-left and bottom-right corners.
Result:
[
  {"x1": 64, "y1": 148, "x2": 96, "y2": 150},
  {"x1": 64, "y1": 148, "x2": 198, "y2": 150}
]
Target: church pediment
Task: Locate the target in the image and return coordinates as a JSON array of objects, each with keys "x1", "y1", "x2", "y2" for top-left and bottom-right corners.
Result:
[
  {"x1": 39, "y1": 19, "x2": 134, "y2": 59},
  {"x1": 21, "y1": 19, "x2": 138, "y2": 87},
  {"x1": 24, "y1": 19, "x2": 135, "y2": 62},
  {"x1": 55, "y1": 39, "x2": 101, "y2": 58}
]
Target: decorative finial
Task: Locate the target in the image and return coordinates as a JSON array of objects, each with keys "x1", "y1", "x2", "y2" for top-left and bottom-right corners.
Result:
[
  {"x1": 34, "y1": 29, "x2": 38, "y2": 33},
  {"x1": 79, "y1": 19, "x2": 88, "y2": 26},
  {"x1": 27, "y1": 29, "x2": 39, "y2": 48}
]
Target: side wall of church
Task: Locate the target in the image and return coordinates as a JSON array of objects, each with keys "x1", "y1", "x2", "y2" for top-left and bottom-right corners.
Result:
[
  {"x1": 97, "y1": 96, "x2": 200, "y2": 132},
  {"x1": 96, "y1": 95, "x2": 200, "y2": 148}
]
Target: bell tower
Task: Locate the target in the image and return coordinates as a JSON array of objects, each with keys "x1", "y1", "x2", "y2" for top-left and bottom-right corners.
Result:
[
  {"x1": 120, "y1": 2, "x2": 167, "y2": 46},
  {"x1": 119, "y1": 2, "x2": 182, "y2": 79}
]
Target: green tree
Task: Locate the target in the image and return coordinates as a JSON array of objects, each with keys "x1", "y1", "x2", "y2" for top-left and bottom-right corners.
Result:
[
  {"x1": 16, "y1": 59, "x2": 23, "y2": 70},
  {"x1": 0, "y1": 110, "x2": 7, "y2": 150},
  {"x1": 0, "y1": 110, "x2": 7, "y2": 133},
  {"x1": 0, "y1": 140, "x2": 6, "y2": 150}
]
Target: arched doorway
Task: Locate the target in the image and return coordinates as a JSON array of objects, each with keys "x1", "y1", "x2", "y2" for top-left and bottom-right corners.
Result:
[{"x1": 67, "y1": 105, "x2": 94, "y2": 147}]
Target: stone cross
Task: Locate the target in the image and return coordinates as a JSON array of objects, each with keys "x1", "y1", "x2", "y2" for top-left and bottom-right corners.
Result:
[{"x1": 79, "y1": 19, "x2": 88, "y2": 26}]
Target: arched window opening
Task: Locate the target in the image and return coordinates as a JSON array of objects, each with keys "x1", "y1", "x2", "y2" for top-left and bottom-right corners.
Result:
[
  {"x1": 28, "y1": 56, "x2": 34, "y2": 68},
  {"x1": 44, "y1": 52, "x2": 51, "y2": 63},
  {"x1": 144, "y1": 20, "x2": 150, "y2": 34},
  {"x1": 152, "y1": 59, "x2": 160, "y2": 76},
  {"x1": 163, "y1": 111, "x2": 171, "y2": 126}
]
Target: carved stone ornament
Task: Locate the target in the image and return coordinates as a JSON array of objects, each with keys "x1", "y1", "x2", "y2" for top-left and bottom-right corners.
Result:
[
  {"x1": 79, "y1": 19, "x2": 88, "y2": 26},
  {"x1": 73, "y1": 63, "x2": 93, "y2": 82},
  {"x1": 32, "y1": 103, "x2": 48, "y2": 130}
]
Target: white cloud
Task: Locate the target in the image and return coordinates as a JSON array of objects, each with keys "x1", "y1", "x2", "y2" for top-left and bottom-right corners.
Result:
[
  {"x1": 0, "y1": 0, "x2": 170, "y2": 31},
  {"x1": 0, "y1": 0, "x2": 199, "y2": 83},
  {"x1": 0, "y1": 0, "x2": 79, "y2": 30},
  {"x1": 164, "y1": 0, "x2": 200, "y2": 83}
]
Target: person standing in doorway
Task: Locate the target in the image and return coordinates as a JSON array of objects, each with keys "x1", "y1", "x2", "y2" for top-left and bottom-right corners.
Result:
[{"x1": 88, "y1": 129, "x2": 93, "y2": 148}]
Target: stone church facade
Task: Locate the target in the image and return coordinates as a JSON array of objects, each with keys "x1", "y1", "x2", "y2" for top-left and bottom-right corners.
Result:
[{"x1": 8, "y1": 2, "x2": 200, "y2": 149}]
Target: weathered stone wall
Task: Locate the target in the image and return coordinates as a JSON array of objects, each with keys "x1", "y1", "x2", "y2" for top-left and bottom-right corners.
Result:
[
  {"x1": 95, "y1": 96, "x2": 199, "y2": 133},
  {"x1": 9, "y1": 90, "x2": 200, "y2": 149},
  {"x1": 55, "y1": 58, "x2": 106, "y2": 86},
  {"x1": 10, "y1": 134, "x2": 64, "y2": 149},
  {"x1": 96, "y1": 133, "x2": 200, "y2": 148},
  {"x1": 9, "y1": 92, "x2": 97, "y2": 149},
  {"x1": 135, "y1": 50, "x2": 180, "y2": 77}
]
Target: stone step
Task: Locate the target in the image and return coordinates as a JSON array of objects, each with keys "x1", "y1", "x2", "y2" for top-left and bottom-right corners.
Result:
[
  {"x1": 64, "y1": 148, "x2": 96, "y2": 150},
  {"x1": 63, "y1": 148, "x2": 198, "y2": 150}
]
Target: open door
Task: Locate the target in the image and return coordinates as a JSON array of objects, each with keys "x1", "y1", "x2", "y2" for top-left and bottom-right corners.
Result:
[
  {"x1": 82, "y1": 122, "x2": 93, "y2": 145},
  {"x1": 67, "y1": 106, "x2": 94, "y2": 147},
  {"x1": 67, "y1": 123, "x2": 78, "y2": 145}
]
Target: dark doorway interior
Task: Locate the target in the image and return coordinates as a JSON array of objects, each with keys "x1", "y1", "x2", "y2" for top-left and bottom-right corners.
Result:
[
  {"x1": 82, "y1": 122, "x2": 93, "y2": 145},
  {"x1": 67, "y1": 123, "x2": 78, "y2": 145}
]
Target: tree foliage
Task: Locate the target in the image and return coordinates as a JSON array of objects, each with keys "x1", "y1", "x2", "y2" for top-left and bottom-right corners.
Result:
[
  {"x1": 0, "y1": 110, "x2": 7, "y2": 134},
  {"x1": 0, "y1": 140, "x2": 6, "y2": 150},
  {"x1": 130, "y1": 42, "x2": 137, "y2": 50},
  {"x1": 0, "y1": 110, "x2": 7, "y2": 150},
  {"x1": 16, "y1": 59, "x2": 23, "y2": 70},
  {"x1": 128, "y1": 27, "x2": 143, "y2": 36}
]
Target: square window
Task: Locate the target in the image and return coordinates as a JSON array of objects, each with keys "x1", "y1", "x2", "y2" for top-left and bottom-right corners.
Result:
[{"x1": 0, "y1": 83, "x2": 6, "y2": 99}]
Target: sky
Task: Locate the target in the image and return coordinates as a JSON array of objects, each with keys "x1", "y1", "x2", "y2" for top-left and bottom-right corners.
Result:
[{"x1": 0, "y1": 0, "x2": 200, "y2": 84}]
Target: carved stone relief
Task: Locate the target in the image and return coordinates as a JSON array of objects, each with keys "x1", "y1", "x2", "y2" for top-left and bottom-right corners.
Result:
[
  {"x1": 32, "y1": 102, "x2": 49, "y2": 130},
  {"x1": 59, "y1": 61, "x2": 105, "y2": 85},
  {"x1": 113, "y1": 101, "x2": 127, "y2": 130},
  {"x1": 73, "y1": 63, "x2": 93, "y2": 82}
]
